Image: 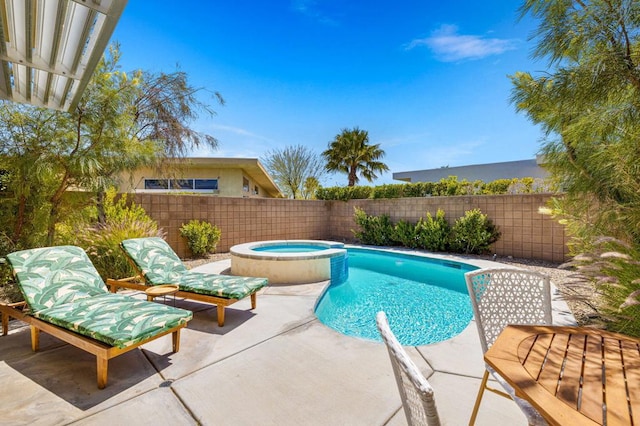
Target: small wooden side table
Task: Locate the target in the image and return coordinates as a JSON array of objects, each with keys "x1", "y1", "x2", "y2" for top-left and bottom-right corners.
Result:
[{"x1": 145, "y1": 284, "x2": 179, "y2": 305}]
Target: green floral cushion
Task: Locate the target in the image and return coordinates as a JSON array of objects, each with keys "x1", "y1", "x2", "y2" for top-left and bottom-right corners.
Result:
[
  {"x1": 175, "y1": 271, "x2": 267, "y2": 299},
  {"x1": 7, "y1": 246, "x2": 109, "y2": 312},
  {"x1": 34, "y1": 293, "x2": 192, "y2": 349},
  {"x1": 6, "y1": 245, "x2": 193, "y2": 348},
  {"x1": 121, "y1": 237, "x2": 188, "y2": 283},
  {"x1": 121, "y1": 237, "x2": 268, "y2": 299}
]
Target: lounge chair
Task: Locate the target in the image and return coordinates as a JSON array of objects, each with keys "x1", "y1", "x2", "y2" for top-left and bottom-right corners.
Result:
[
  {"x1": 0, "y1": 245, "x2": 192, "y2": 389},
  {"x1": 376, "y1": 311, "x2": 441, "y2": 426},
  {"x1": 109, "y1": 237, "x2": 268, "y2": 326}
]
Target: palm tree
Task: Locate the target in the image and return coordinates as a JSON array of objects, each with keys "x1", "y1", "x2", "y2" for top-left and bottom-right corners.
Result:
[{"x1": 322, "y1": 127, "x2": 389, "y2": 186}]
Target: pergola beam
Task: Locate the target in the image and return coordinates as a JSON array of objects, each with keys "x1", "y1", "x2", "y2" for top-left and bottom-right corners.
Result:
[{"x1": 0, "y1": 0, "x2": 128, "y2": 111}]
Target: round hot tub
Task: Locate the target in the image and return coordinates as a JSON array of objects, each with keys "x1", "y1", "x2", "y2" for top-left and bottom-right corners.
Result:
[{"x1": 230, "y1": 240, "x2": 347, "y2": 284}]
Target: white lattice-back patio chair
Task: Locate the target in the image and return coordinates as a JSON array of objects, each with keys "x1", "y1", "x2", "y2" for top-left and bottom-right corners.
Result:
[
  {"x1": 376, "y1": 311, "x2": 441, "y2": 426},
  {"x1": 465, "y1": 268, "x2": 552, "y2": 426}
]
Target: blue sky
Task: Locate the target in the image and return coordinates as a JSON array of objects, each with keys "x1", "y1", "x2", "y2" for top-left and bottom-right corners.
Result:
[{"x1": 111, "y1": 1, "x2": 546, "y2": 186}]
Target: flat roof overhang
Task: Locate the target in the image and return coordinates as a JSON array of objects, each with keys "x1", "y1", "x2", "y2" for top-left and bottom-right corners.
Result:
[
  {"x1": 0, "y1": 0, "x2": 128, "y2": 111},
  {"x1": 173, "y1": 157, "x2": 284, "y2": 198}
]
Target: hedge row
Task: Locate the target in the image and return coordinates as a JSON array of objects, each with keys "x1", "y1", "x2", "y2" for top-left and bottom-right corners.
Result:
[
  {"x1": 352, "y1": 207, "x2": 501, "y2": 254},
  {"x1": 316, "y1": 176, "x2": 556, "y2": 201}
]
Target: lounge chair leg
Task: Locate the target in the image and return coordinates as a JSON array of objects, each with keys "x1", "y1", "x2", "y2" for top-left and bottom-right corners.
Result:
[
  {"x1": 469, "y1": 369, "x2": 490, "y2": 425},
  {"x1": 30, "y1": 325, "x2": 40, "y2": 351},
  {"x1": 97, "y1": 356, "x2": 108, "y2": 389},
  {"x1": 172, "y1": 329, "x2": 181, "y2": 352},
  {"x1": 217, "y1": 305, "x2": 225, "y2": 327},
  {"x1": 251, "y1": 293, "x2": 257, "y2": 309}
]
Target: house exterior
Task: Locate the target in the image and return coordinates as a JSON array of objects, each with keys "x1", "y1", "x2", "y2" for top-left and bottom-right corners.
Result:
[
  {"x1": 117, "y1": 157, "x2": 283, "y2": 198},
  {"x1": 392, "y1": 157, "x2": 549, "y2": 183}
]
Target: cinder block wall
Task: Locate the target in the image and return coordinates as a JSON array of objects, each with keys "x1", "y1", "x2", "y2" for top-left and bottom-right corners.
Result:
[
  {"x1": 132, "y1": 193, "x2": 568, "y2": 262},
  {"x1": 325, "y1": 194, "x2": 568, "y2": 262},
  {"x1": 133, "y1": 194, "x2": 330, "y2": 257}
]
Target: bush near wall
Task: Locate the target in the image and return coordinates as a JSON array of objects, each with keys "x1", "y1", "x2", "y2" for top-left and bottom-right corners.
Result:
[
  {"x1": 352, "y1": 207, "x2": 500, "y2": 255},
  {"x1": 316, "y1": 176, "x2": 556, "y2": 201}
]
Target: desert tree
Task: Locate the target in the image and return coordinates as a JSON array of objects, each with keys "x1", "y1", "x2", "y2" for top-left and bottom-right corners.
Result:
[
  {"x1": 511, "y1": 0, "x2": 640, "y2": 333},
  {"x1": 263, "y1": 144, "x2": 326, "y2": 199},
  {"x1": 0, "y1": 44, "x2": 222, "y2": 246}
]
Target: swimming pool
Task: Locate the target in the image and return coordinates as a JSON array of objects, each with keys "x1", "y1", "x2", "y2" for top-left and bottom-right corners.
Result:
[{"x1": 315, "y1": 248, "x2": 477, "y2": 346}]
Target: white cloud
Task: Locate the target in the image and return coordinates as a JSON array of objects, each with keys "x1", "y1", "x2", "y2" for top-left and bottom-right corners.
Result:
[
  {"x1": 187, "y1": 123, "x2": 278, "y2": 158},
  {"x1": 407, "y1": 24, "x2": 517, "y2": 62},
  {"x1": 208, "y1": 124, "x2": 273, "y2": 142},
  {"x1": 291, "y1": 0, "x2": 338, "y2": 26}
]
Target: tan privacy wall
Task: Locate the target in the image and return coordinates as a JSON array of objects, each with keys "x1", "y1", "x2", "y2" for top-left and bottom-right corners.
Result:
[{"x1": 132, "y1": 193, "x2": 568, "y2": 262}]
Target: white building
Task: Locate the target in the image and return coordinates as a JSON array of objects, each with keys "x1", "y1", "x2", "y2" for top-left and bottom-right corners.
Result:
[{"x1": 393, "y1": 157, "x2": 548, "y2": 183}]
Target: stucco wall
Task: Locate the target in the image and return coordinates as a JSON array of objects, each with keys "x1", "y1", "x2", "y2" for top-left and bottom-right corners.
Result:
[
  {"x1": 118, "y1": 165, "x2": 270, "y2": 197},
  {"x1": 132, "y1": 193, "x2": 568, "y2": 262}
]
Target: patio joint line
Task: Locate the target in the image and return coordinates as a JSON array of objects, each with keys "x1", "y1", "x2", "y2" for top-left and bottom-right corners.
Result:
[{"x1": 170, "y1": 316, "x2": 320, "y2": 385}]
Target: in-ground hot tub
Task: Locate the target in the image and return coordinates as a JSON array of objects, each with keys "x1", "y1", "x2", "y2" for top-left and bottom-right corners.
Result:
[{"x1": 230, "y1": 240, "x2": 347, "y2": 284}]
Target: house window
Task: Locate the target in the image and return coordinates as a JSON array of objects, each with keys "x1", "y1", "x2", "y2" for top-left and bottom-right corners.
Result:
[
  {"x1": 243, "y1": 177, "x2": 249, "y2": 192},
  {"x1": 195, "y1": 179, "x2": 218, "y2": 190},
  {"x1": 254, "y1": 185, "x2": 259, "y2": 195},
  {"x1": 144, "y1": 179, "x2": 169, "y2": 190},
  {"x1": 143, "y1": 178, "x2": 218, "y2": 192},
  {"x1": 171, "y1": 179, "x2": 194, "y2": 190}
]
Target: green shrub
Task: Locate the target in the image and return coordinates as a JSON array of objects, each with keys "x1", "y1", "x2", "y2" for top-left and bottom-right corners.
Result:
[
  {"x1": 315, "y1": 186, "x2": 373, "y2": 200},
  {"x1": 404, "y1": 182, "x2": 436, "y2": 197},
  {"x1": 482, "y1": 179, "x2": 514, "y2": 195},
  {"x1": 180, "y1": 220, "x2": 222, "y2": 258},
  {"x1": 316, "y1": 176, "x2": 556, "y2": 200},
  {"x1": 0, "y1": 232, "x2": 21, "y2": 303},
  {"x1": 415, "y1": 209, "x2": 451, "y2": 252},
  {"x1": 352, "y1": 207, "x2": 395, "y2": 246},
  {"x1": 79, "y1": 219, "x2": 163, "y2": 280},
  {"x1": 103, "y1": 187, "x2": 153, "y2": 223},
  {"x1": 76, "y1": 190, "x2": 161, "y2": 280},
  {"x1": 392, "y1": 219, "x2": 419, "y2": 248},
  {"x1": 372, "y1": 184, "x2": 406, "y2": 199},
  {"x1": 449, "y1": 209, "x2": 501, "y2": 254},
  {"x1": 432, "y1": 176, "x2": 468, "y2": 196}
]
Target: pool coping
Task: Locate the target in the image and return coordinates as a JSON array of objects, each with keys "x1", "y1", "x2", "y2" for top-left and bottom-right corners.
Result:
[{"x1": 230, "y1": 239, "x2": 347, "y2": 261}]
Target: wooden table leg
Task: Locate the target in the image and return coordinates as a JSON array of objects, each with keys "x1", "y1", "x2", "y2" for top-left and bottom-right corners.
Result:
[{"x1": 251, "y1": 293, "x2": 257, "y2": 310}]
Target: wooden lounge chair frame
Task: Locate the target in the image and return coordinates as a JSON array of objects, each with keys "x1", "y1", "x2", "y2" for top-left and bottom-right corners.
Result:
[
  {"x1": 0, "y1": 300, "x2": 185, "y2": 389},
  {"x1": 107, "y1": 276, "x2": 256, "y2": 327}
]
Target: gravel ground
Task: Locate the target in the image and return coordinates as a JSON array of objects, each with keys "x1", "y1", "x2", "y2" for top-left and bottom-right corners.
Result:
[{"x1": 184, "y1": 251, "x2": 596, "y2": 326}]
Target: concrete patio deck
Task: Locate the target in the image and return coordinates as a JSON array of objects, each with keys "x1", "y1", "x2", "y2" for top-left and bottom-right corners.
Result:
[{"x1": 0, "y1": 256, "x2": 576, "y2": 425}]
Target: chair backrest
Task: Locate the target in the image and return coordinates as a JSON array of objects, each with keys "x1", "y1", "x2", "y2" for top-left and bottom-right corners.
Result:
[
  {"x1": 376, "y1": 311, "x2": 441, "y2": 426},
  {"x1": 120, "y1": 237, "x2": 188, "y2": 285},
  {"x1": 465, "y1": 268, "x2": 552, "y2": 354},
  {"x1": 6, "y1": 245, "x2": 108, "y2": 312}
]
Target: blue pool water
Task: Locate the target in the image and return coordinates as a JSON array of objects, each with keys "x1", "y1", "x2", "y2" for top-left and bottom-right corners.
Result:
[
  {"x1": 315, "y1": 248, "x2": 477, "y2": 346},
  {"x1": 253, "y1": 244, "x2": 326, "y2": 253}
]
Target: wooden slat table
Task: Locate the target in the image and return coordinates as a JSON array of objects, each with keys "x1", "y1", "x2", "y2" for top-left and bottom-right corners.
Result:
[{"x1": 484, "y1": 325, "x2": 640, "y2": 426}]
